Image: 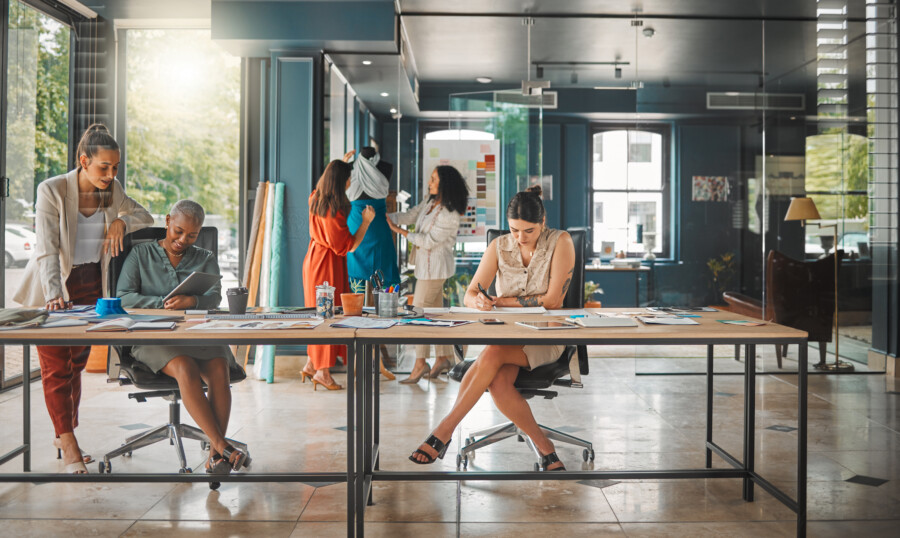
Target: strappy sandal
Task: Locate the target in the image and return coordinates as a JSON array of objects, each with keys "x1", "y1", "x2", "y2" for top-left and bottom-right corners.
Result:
[
  {"x1": 205, "y1": 453, "x2": 231, "y2": 490},
  {"x1": 539, "y1": 452, "x2": 566, "y2": 471},
  {"x1": 409, "y1": 434, "x2": 451, "y2": 464},
  {"x1": 221, "y1": 445, "x2": 252, "y2": 471}
]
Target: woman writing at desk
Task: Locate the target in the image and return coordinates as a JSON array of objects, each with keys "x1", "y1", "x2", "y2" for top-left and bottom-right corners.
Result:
[
  {"x1": 409, "y1": 186, "x2": 575, "y2": 471},
  {"x1": 14, "y1": 124, "x2": 153, "y2": 474},
  {"x1": 116, "y1": 200, "x2": 249, "y2": 473}
]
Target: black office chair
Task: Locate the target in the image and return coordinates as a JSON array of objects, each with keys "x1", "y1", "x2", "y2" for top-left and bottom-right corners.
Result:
[
  {"x1": 100, "y1": 227, "x2": 247, "y2": 475},
  {"x1": 450, "y1": 228, "x2": 593, "y2": 470}
]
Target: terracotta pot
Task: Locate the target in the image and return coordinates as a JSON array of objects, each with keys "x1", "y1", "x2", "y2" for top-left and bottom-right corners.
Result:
[
  {"x1": 584, "y1": 300, "x2": 603, "y2": 309},
  {"x1": 341, "y1": 293, "x2": 365, "y2": 316}
]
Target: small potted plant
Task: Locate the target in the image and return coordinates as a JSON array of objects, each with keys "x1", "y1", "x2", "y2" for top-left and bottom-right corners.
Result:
[
  {"x1": 340, "y1": 279, "x2": 366, "y2": 316},
  {"x1": 584, "y1": 281, "x2": 603, "y2": 308}
]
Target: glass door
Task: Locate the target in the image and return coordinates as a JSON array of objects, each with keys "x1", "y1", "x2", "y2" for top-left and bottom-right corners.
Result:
[{"x1": 1, "y1": 0, "x2": 71, "y2": 389}]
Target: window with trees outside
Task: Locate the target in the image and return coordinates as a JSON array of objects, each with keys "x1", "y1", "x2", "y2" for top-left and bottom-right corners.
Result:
[
  {"x1": 3, "y1": 0, "x2": 71, "y2": 383},
  {"x1": 591, "y1": 126, "x2": 670, "y2": 258},
  {"x1": 125, "y1": 30, "x2": 240, "y2": 304}
]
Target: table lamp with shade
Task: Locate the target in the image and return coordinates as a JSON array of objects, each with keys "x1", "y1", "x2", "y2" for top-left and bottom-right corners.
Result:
[{"x1": 784, "y1": 197, "x2": 853, "y2": 371}]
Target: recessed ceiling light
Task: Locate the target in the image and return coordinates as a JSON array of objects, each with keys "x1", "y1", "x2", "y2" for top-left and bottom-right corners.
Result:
[
  {"x1": 476, "y1": 76, "x2": 492, "y2": 84},
  {"x1": 380, "y1": 92, "x2": 389, "y2": 97},
  {"x1": 362, "y1": 60, "x2": 372, "y2": 65},
  {"x1": 390, "y1": 107, "x2": 398, "y2": 114}
]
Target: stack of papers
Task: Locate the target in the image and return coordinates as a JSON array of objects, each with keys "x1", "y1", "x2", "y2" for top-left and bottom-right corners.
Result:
[
  {"x1": 400, "y1": 318, "x2": 473, "y2": 327},
  {"x1": 637, "y1": 316, "x2": 699, "y2": 325}
]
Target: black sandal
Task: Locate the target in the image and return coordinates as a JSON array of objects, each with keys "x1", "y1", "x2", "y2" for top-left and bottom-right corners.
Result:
[
  {"x1": 539, "y1": 452, "x2": 566, "y2": 471},
  {"x1": 409, "y1": 434, "x2": 451, "y2": 464},
  {"x1": 221, "y1": 445, "x2": 252, "y2": 471}
]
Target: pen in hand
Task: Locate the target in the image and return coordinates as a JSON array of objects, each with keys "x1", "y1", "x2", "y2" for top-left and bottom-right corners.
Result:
[{"x1": 476, "y1": 283, "x2": 495, "y2": 311}]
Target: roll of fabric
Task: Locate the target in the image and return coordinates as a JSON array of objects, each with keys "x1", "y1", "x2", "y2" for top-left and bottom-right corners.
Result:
[
  {"x1": 259, "y1": 182, "x2": 285, "y2": 383},
  {"x1": 243, "y1": 182, "x2": 267, "y2": 286},
  {"x1": 246, "y1": 182, "x2": 270, "y2": 308},
  {"x1": 253, "y1": 181, "x2": 278, "y2": 380}
]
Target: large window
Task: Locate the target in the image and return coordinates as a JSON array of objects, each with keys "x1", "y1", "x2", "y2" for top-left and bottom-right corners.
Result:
[
  {"x1": 125, "y1": 30, "x2": 240, "y2": 299},
  {"x1": 3, "y1": 0, "x2": 70, "y2": 386},
  {"x1": 591, "y1": 126, "x2": 670, "y2": 258}
]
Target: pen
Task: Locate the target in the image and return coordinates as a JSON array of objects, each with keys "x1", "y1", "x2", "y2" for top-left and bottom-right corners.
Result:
[{"x1": 477, "y1": 283, "x2": 493, "y2": 302}]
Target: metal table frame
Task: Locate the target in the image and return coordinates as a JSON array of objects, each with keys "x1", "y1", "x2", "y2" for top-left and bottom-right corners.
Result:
[
  {"x1": 0, "y1": 333, "x2": 360, "y2": 537},
  {"x1": 356, "y1": 333, "x2": 808, "y2": 538}
]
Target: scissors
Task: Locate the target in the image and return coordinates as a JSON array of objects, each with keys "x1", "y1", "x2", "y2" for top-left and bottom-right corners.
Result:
[{"x1": 371, "y1": 269, "x2": 385, "y2": 291}]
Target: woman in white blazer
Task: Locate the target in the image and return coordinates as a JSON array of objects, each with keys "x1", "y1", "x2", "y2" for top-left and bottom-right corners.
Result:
[
  {"x1": 14, "y1": 124, "x2": 153, "y2": 473},
  {"x1": 387, "y1": 165, "x2": 469, "y2": 383}
]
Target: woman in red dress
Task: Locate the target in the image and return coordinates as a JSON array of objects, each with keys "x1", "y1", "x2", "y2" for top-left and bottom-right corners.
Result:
[{"x1": 302, "y1": 159, "x2": 374, "y2": 390}]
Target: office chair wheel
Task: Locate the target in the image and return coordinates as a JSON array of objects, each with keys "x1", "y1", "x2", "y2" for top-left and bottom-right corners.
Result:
[
  {"x1": 456, "y1": 453, "x2": 468, "y2": 470},
  {"x1": 583, "y1": 449, "x2": 595, "y2": 462},
  {"x1": 98, "y1": 461, "x2": 111, "y2": 474},
  {"x1": 534, "y1": 462, "x2": 541, "y2": 472},
  {"x1": 179, "y1": 467, "x2": 192, "y2": 474}
]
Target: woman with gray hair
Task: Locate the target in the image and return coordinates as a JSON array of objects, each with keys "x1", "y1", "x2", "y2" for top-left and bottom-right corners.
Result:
[{"x1": 117, "y1": 199, "x2": 249, "y2": 477}]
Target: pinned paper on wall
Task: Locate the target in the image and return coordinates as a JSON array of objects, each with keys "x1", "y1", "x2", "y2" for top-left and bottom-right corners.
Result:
[
  {"x1": 422, "y1": 139, "x2": 501, "y2": 241},
  {"x1": 692, "y1": 176, "x2": 730, "y2": 202}
]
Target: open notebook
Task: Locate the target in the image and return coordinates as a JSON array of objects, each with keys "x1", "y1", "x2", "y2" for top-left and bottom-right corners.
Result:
[{"x1": 86, "y1": 318, "x2": 176, "y2": 332}]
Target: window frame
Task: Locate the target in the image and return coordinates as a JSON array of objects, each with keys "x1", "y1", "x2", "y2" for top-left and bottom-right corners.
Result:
[{"x1": 589, "y1": 123, "x2": 672, "y2": 259}]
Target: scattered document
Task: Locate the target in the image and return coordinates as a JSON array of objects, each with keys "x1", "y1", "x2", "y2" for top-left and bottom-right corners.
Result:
[
  {"x1": 637, "y1": 316, "x2": 699, "y2": 325},
  {"x1": 88, "y1": 318, "x2": 176, "y2": 332},
  {"x1": 331, "y1": 318, "x2": 397, "y2": 329},
  {"x1": 422, "y1": 307, "x2": 451, "y2": 315},
  {"x1": 648, "y1": 306, "x2": 717, "y2": 313},
  {"x1": 449, "y1": 306, "x2": 546, "y2": 314},
  {"x1": 400, "y1": 318, "x2": 473, "y2": 327},
  {"x1": 545, "y1": 309, "x2": 590, "y2": 316},
  {"x1": 39, "y1": 318, "x2": 90, "y2": 329},
  {"x1": 188, "y1": 319, "x2": 324, "y2": 330},
  {"x1": 573, "y1": 315, "x2": 638, "y2": 328},
  {"x1": 717, "y1": 319, "x2": 766, "y2": 326},
  {"x1": 515, "y1": 321, "x2": 579, "y2": 330}
]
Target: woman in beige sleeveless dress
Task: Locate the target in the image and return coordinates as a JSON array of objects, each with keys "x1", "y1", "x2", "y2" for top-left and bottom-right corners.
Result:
[{"x1": 409, "y1": 186, "x2": 575, "y2": 471}]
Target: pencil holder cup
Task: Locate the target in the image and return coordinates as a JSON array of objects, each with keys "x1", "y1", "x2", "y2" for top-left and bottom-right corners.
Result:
[
  {"x1": 375, "y1": 291, "x2": 399, "y2": 317},
  {"x1": 226, "y1": 287, "x2": 249, "y2": 315},
  {"x1": 95, "y1": 297, "x2": 127, "y2": 316}
]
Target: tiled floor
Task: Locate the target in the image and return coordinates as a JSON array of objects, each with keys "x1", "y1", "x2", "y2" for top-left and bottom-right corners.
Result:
[{"x1": 0, "y1": 345, "x2": 897, "y2": 537}]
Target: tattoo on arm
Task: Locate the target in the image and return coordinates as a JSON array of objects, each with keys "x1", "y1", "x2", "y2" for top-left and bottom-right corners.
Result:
[
  {"x1": 516, "y1": 295, "x2": 542, "y2": 307},
  {"x1": 560, "y1": 267, "x2": 574, "y2": 298}
]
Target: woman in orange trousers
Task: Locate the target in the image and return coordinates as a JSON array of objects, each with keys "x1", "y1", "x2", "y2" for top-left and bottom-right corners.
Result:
[{"x1": 302, "y1": 159, "x2": 374, "y2": 390}]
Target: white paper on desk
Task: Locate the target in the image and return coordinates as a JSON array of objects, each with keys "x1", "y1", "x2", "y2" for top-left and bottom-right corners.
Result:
[
  {"x1": 331, "y1": 317, "x2": 397, "y2": 329},
  {"x1": 41, "y1": 318, "x2": 90, "y2": 328},
  {"x1": 188, "y1": 319, "x2": 324, "y2": 330},
  {"x1": 449, "y1": 306, "x2": 546, "y2": 314},
  {"x1": 423, "y1": 307, "x2": 450, "y2": 314},
  {"x1": 637, "y1": 316, "x2": 699, "y2": 325},
  {"x1": 544, "y1": 309, "x2": 590, "y2": 316}
]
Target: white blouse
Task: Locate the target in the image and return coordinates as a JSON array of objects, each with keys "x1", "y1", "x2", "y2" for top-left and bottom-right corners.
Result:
[
  {"x1": 73, "y1": 210, "x2": 105, "y2": 265},
  {"x1": 389, "y1": 199, "x2": 461, "y2": 280}
]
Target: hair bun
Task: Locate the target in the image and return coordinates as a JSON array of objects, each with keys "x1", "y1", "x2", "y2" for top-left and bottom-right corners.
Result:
[
  {"x1": 85, "y1": 123, "x2": 110, "y2": 134},
  {"x1": 526, "y1": 185, "x2": 542, "y2": 197}
]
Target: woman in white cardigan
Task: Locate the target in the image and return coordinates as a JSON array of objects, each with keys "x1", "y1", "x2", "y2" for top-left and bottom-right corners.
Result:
[
  {"x1": 387, "y1": 165, "x2": 469, "y2": 383},
  {"x1": 14, "y1": 124, "x2": 153, "y2": 473}
]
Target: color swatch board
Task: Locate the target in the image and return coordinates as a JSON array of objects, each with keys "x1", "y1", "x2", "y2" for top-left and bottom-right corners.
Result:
[{"x1": 422, "y1": 139, "x2": 501, "y2": 242}]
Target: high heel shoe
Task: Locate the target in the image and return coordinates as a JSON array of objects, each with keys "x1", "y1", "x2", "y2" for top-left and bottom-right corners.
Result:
[
  {"x1": 205, "y1": 453, "x2": 231, "y2": 490},
  {"x1": 300, "y1": 370, "x2": 314, "y2": 383},
  {"x1": 221, "y1": 445, "x2": 252, "y2": 471},
  {"x1": 398, "y1": 363, "x2": 431, "y2": 384},
  {"x1": 379, "y1": 358, "x2": 396, "y2": 381},
  {"x1": 426, "y1": 359, "x2": 451, "y2": 379},
  {"x1": 312, "y1": 377, "x2": 343, "y2": 391},
  {"x1": 54, "y1": 437, "x2": 93, "y2": 464},
  {"x1": 409, "y1": 434, "x2": 451, "y2": 464}
]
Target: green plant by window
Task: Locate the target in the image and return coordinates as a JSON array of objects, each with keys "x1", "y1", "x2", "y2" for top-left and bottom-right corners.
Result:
[{"x1": 707, "y1": 252, "x2": 736, "y2": 300}]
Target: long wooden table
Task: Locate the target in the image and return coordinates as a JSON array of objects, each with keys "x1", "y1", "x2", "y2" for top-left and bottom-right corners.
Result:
[
  {"x1": 0, "y1": 312, "x2": 359, "y2": 535},
  {"x1": 354, "y1": 309, "x2": 809, "y2": 537}
]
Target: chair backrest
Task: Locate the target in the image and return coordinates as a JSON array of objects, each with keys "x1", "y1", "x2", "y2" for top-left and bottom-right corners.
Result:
[
  {"x1": 485, "y1": 228, "x2": 585, "y2": 309},
  {"x1": 766, "y1": 249, "x2": 841, "y2": 343},
  {"x1": 108, "y1": 227, "x2": 219, "y2": 294}
]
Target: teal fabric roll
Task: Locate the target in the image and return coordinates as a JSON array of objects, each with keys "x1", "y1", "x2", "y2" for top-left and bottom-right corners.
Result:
[{"x1": 260, "y1": 183, "x2": 285, "y2": 384}]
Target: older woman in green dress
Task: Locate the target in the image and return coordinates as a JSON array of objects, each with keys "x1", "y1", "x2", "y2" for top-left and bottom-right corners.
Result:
[{"x1": 116, "y1": 200, "x2": 249, "y2": 473}]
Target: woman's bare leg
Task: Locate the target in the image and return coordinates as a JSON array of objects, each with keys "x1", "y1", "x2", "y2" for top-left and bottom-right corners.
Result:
[
  {"x1": 411, "y1": 345, "x2": 529, "y2": 462},
  {"x1": 197, "y1": 357, "x2": 232, "y2": 438},
  {"x1": 488, "y1": 364, "x2": 562, "y2": 469},
  {"x1": 161, "y1": 356, "x2": 228, "y2": 455}
]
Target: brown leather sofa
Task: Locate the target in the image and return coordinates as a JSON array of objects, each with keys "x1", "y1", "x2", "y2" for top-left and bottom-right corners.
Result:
[{"x1": 722, "y1": 250, "x2": 839, "y2": 368}]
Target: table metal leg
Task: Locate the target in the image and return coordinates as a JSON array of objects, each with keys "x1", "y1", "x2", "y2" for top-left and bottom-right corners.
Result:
[
  {"x1": 346, "y1": 341, "x2": 356, "y2": 536},
  {"x1": 798, "y1": 342, "x2": 808, "y2": 536},
  {"x1": 743, "y1": 344, "x2": 756, "y2": 501},
  {"x1": 373, "y1": 344, "x2": 380, "y2": 472},
  {"x1": 705, "y1": 345, "x2": 714, "y2": 468},
  {"x1": 366, "y1": 343, "x2": 375, "y2": 505},
  {"x1": 23, "y1": 345, "x2": 31, "y2": 472},
  {"x1": 355, "y1": 343, "x2": 367, "y2": 537}
]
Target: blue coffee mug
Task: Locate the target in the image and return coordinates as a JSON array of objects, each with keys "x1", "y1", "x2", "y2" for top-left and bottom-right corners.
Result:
[{"x1": 95, "y1": 297, "x2": 128, "y2": 316}]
